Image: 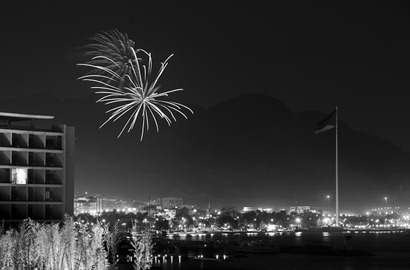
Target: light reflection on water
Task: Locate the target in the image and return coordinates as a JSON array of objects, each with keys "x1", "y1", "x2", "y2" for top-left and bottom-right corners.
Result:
[
  {"x1": 165, "y1": 231, "x2": 410, "y2": 270},
  {"x1": 169, "y1": 230, "x2": 410, "y2": 253},
  {"x1": 322, "y1": 231, "x2": 330, "y2": 241},
  {"x1": 294, "y1": 231, "x2": 302, "y2": 246}
]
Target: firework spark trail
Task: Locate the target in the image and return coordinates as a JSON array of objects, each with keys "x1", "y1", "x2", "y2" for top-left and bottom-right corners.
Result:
[{"x1": 78, "y1": 30, "x2": 193, "y2": 140}]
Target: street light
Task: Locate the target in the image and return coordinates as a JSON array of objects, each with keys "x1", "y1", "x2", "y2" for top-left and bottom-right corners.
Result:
[
  {"x1": 326, "y1": 195, "x2": 330, "y2": 211},
  {"x1": 384, "y1": 197, "x2": 388, "y2": 207},
  {"x1": 295, "y1": 217, "x2": 301, "y2": 224}
]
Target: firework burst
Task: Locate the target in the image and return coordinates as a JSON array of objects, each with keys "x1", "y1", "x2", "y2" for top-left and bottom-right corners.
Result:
[{"x1": 78, "y1": 30, "x2": 193, "y2": 140}]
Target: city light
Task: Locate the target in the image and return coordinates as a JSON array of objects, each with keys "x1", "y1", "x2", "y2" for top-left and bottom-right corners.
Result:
[
  {"x1": 295, "y1": 218, "x2": 301, "y2": 223},
  {"x1": 72, "y1": 192, "x2": 410, "y2": 233}
]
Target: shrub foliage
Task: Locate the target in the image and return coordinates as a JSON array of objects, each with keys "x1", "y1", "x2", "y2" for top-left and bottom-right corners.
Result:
[{"x1": 0, "y1": 215, "x2": 153, "y2": 270}]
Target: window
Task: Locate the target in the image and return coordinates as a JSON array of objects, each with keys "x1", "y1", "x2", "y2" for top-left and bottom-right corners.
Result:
[{"x1": 11, "y1": 168, "x2": 28, "y2": 184}]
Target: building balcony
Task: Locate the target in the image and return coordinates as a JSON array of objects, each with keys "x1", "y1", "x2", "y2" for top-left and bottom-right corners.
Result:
[
  {"x1": 44, "y1": 180, "x2": 62, "y2": 185},
  {"x1": 45, "y1": 162, "x2": 62, "y2": 168},
  {"x1": 0, "y1": 182, "x2": 62, "y2": 187},
  {"x1": 0, "y1": 164, "x2": 63, "y2": 170},
  {"x1": 0, "y1": 146, "x2": 63, "y2": 153},
  {"x1": 28, "y1": 161, "x2": 45, "y2": 167},
  {"x1": 0, "y1": 200, "x2": 63, "y2": 205},
  {"x1": 0, "y1": 127, "x2": 63, "y2": 136}
]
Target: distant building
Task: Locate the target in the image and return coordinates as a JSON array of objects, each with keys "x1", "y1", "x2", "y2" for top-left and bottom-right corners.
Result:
[
  {"x1": 0, "y1": 112, "x2": 74, "y2": 227},
  {"x1": 100, "y1": 197, "x2": 129, "y2": 212},
  {"x1": 157, "y1": 197, "x2": 183, "y2": 209},
  {"x1": 194, "y1": 208, "x2": 208, "y2": 218},
  {"x1": 74, "y1": 194, "x2": 132, "y2": 215},
  {"x1": 74, "y1": 194, "x2": 101, "y2": 215},
  {"x1": 243, "y1": 207, "x2": 273, "y2": 213},
  {"x1": 289, "y1": 205, "x2": 311, "y2": 214},
  {"x1": 243, "y1": 207, "x2": 258, "y2": 212}
]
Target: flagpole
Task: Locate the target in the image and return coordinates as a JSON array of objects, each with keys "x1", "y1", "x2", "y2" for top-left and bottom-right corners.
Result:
[{"x1": 335, "y1": 106, "x2": 339, "y2": 227}]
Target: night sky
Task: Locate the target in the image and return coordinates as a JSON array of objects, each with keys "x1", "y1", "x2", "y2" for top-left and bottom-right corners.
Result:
[{"x1": 1, "y1": 1, "x2": 410, "y2": 211}]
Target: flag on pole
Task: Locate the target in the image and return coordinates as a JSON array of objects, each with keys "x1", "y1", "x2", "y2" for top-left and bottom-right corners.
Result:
[{"x1": 315, "y1": 109, "x2": 336, "y2": 134}]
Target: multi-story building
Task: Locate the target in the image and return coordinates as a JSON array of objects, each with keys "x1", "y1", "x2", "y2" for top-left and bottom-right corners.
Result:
[
  {"x1": 74, "y1": 194, "x2": 102, "y2": 215},
  {"x1": 156, "y1": 197, "x2": 183, "y2": 209},
  {"x1": 0, "y1": 112, "x2": 74, "y2": 227},
  {"x1": 74, "y1": 194, "x2": 133, "y2": 215},
  {"x1": 289, "y1": 205, "x2": 311, "y2": 214},
  {"x1": 243, "y1": 207, "x2": 258, "y2": 212},
  {"x1": 101, "y1": 197, "x2": 130, "y2": 212}
]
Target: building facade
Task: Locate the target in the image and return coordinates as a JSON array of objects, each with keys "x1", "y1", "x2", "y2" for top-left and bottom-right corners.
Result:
[
  {"x1": 74, "y1": 194, "x2": 101, "y2": 215},
  {"x1": 289, "y1": 205, "x2": 311, "y2": 214},
  {"x1": 156, "y1": 197, "x2": 183, "y2": 209},
  {"x1": 0, "y1": 112, "x2": 74, "y2": 227},
  {"x1": 74, "y1": 194, "x2": 132, "y2": 215}
]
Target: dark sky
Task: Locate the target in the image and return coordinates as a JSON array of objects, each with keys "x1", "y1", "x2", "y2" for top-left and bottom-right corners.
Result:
[
  {"x1": 1, "y1": 1, "x2": 410, "y2": 210},
  {"x1": 1, "y1": 1, "x2": 410, "y2": 150}
]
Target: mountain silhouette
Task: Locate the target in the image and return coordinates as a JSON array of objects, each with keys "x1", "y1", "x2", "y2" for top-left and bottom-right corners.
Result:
[{"x1": 0, "y1": 93, "x2": 408, "y2": 212}]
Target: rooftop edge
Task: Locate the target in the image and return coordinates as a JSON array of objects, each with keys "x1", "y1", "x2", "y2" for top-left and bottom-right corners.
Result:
[{"x1": 0, "y1": 112, "x2": 54, "y2": 121}]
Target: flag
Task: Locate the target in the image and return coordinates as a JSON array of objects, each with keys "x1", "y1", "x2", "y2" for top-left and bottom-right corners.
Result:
[{"x1": 315, "y1": 109, "x2": 336, "y2": 134}]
